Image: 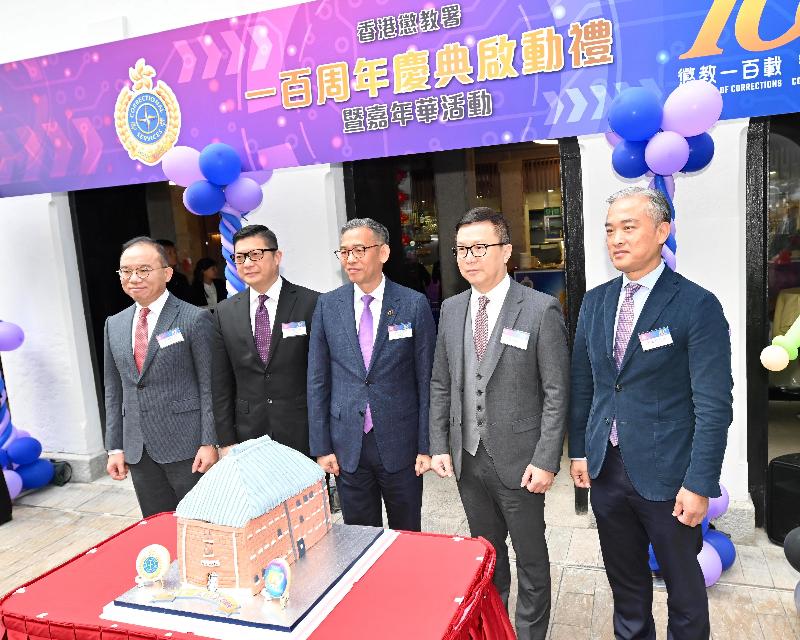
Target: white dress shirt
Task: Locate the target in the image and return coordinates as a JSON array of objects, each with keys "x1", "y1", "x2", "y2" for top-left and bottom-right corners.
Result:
[
  {"x1": 249, "y1": 276, "x2": 283, "y2": 336},
  {"x1": 131, "y1": 288, "x2": 170, "y2": 350},
  {"x1": 354, "y1": 276, "x2": 386, "y2": 344},
  {"x1": 203, "y1": 281, "x2": 218, "y2": 309},
  {"x1": 613, "y1": 261, "x2": 666, "y2": 341},
  {"x1": 469, "y1": 275, "x2": 511, "y2": 338}
]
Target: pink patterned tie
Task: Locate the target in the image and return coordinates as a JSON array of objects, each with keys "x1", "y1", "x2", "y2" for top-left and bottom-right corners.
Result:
[
  {"x1": 134, "y1": 307, "x2": 150, "y2": 373},
  {"x1": 474, "y1": 296, "x2": 489, "y2": 361},
  {"x1": 254, "y1": 294, "x2": 271, "y2": 364},
  {"x1": 610, "y1": 283, "x2": 641, "y2": 446}
]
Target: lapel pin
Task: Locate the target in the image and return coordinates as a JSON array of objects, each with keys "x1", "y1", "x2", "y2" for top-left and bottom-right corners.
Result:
[{"x1": 387, "y1": 309, "x2": 395, "y2": 317}]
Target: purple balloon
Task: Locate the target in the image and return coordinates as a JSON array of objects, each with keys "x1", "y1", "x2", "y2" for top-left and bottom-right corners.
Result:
[
  {"x1": 645, "y1": 132, "x2": 690, "y2": 176},
  {"x1": 697, "y1": 541, "x2": 723, "y2": 587},
  {"x1": 605, "y1": 131, "x2": 622, "y2": 147},
  {"x1": 661, "y1": 245, "x2": 677, "y2": 271},
  {"x1": 648, "y1": 174, "x2": 676, "y2": 200},
  {"x1": 221, "y1": 203, "x2": 242, "y2": 216},
  {"x1": 161, "y1": 146, "x2": 204, "y2": 187},
  {"x1": 707, "y1": 484, "x2": 730, "y2": 520},
  {"x1": 662, "y1": 80, "x2": 723, "y2": 138},
  {"x1": 15, "y1": 430, "x2": 30, "y2": 440},
  {"x1": 0, "y1": 322, "x2": 24, "y2": 351},
  {"x1": 225, "y1": 177, "x2": 263, "y2": 213},
  {"x1": 242, "y1": 169, "x2": 273, "y2": 185},
  {"x1": 4, "y1": 469, "x2": 22, "y2": 500}
]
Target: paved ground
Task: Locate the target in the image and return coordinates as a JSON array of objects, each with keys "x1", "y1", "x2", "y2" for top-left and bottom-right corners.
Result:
[{"x1": 2, "y1": 459, "x2": 799, "y2": 639}]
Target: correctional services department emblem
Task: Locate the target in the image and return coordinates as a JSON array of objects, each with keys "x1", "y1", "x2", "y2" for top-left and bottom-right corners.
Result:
[{"x1": 114, "y1": 58, "x2": 181, "y2": 166}]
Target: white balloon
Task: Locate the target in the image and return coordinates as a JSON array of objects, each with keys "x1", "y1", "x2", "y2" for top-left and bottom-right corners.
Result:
[{"x1": 761, "y1": 345, "x2": 790, "y2": 371}]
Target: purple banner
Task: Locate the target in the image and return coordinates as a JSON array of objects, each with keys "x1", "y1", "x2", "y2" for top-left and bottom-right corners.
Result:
[{"x1": 1, "y1": 0, "x2": 799, "y2": 196}]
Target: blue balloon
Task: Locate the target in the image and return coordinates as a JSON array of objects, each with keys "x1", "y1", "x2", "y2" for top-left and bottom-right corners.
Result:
[
  {"x1": 682, "y1": 133, "x2": 715, "y2": 172},
  {"x1": 701, "y1": 516, "x2": 710, "y2": 536},
  {"x1": 199, "y1": 143, "x2": 242, "y2": 186},
  {"x1": 0, "y1": 449, "x2": 9, "y2": 469},
  {"x1": 16, "y1": 458, "x2": 54, "y2": 489},
  {"x1": 184, "y1": 180, "x2": 226, "y2": 216},
  {"x1": 6, "y1": 436, "x2": 42, "y2": 466},
  {"x1": 612, "y1": 140, "x2": 649, "y2": 178},
  {"x1": 648, "y1": 544, "x2": 660, "y2": 572},
  {"x1": 704, "y1": 529, "x2": 736, "y2": 571},
  {"x1": 608, "y1": 88, "x2": 663, "y2": 142}
]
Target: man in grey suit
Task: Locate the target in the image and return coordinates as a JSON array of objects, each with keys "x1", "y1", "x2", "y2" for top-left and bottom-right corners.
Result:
[
  {"x1": 104, "y1": 237, "x2": 218, "y2": 517},
  {"x1": 430, "y1": 208, "x2": 570, "y2": 640}
]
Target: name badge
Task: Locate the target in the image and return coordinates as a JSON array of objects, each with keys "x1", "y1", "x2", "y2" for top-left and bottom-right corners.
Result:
[
  {"x1": 282, "y1": 321, "x2": 307, "y2": 338},
  {"x1": 156, "y1": 328, "x2": 184, "y2": 348},
  {"x1": 639, "y1": 326, "x2": 673, "y2": 351},
  {"x1": 500, "y1": 327, "x2": 530, "y2": 350},
  {"x1": 388, "y1": 323, "x2": 413, "y2": 340}
]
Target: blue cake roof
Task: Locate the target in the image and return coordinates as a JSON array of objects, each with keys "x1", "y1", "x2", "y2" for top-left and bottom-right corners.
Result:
[{"x1": 175, "y1": 435, "x2": 324, "y2": 528}]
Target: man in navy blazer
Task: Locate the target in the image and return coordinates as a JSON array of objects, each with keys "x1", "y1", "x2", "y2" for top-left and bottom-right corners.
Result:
[
  {"x1": 308, "y1": 218, "x2": 436, "y2": 531},
  {"x1": 569, "y1": 187, "x2": 732, "y2": 640}
]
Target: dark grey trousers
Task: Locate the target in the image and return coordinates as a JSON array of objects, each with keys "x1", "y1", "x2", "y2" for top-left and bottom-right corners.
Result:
[
  {"x1": 458, "y1": 443, "x2": 550, "y2": 640},
  {"x1": 129, "y1": 447, "x2": 200, "y2": 517}
]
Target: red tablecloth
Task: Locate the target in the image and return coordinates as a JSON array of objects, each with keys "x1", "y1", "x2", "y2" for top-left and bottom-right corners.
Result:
[{"x1": 1, "y1": 514, "x2": 514, "y2": 640}]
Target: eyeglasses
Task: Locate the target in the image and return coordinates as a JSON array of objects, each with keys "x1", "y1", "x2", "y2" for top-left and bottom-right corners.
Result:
[
  {"x1": 334, "y1": 244, "x2": 382, "y2": 260},
  {"x1": 452, "y1": 243, "x2": 506, "y2": 259},
  {"x1": 116, "y1": 266, "x2": 168, "y2": 280},
  {"x1": 231, "y1": 248, "x2": 278, "y2": 264}
]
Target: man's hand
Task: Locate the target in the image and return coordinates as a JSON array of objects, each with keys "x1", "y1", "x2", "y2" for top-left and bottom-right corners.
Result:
[
  {"x1": 570, "y1": 459, "x2": 591, "y2": 489},
  {"x1": 107, "y1": 453, "x2": 128, "y2": 481},
  {"x1": 521, "y1": 465, "x2": 555, "y2": 493},
  {"x1": 415, "y1": 454, "x2": 432, "y2": 476},
  {"x1": 430, "y1": 454, "x2": 453, "y2": 478},
  {"x1": 193, "y1": 445, "x2": 219, "y2": 473},
  {"x1": 673, "y1": 487, "x2": 709, "y2": 527},
  {"x1": 317, "y1": 454, "x2": 340, "y2": 476},
  {"x1": 218, "y1": 445, "x2": 234, "y2": 458}
]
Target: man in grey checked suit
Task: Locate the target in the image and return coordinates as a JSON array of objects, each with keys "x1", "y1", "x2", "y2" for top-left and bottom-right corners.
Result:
[
  {"x1": 430, "y1": 208, "x2": 570, "y2": 640},
  {"x1": 105, "y1": 237, "x2": 218, "y2": 517}
]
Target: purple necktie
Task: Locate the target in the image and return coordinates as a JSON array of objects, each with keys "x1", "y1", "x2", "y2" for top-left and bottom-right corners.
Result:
[
  {"x1": 358, "y1": 294, "x2": 374, "y2": 434},
  {"x1": 254, "y1": 294, "x2": 271, "y2": 364},
  {"x1": 610, "y1": 283, "x2": 641, "y2": 446}
]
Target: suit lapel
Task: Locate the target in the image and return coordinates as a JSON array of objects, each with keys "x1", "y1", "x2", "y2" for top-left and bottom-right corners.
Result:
[
  {"x1": 618, "y1": 268, "x2": 679, "y2": 373},
  {"x1": 232, "y1": 289, "x2": 262, "y2": 365},
  {"x1": 368, "y1": 279, "x2": 401, "y2": 371},
  {"x1": 139, "y1": 294, "x2": 179, "y2": 380},
  {"x1": 337, "y1": 285, "x2": 366, "y2": 376},
  {"x1": 266, "y1": 280, "x2": 298, "y2": 366},
  {"x1": 482, "y1": 281, "x2": 523, "y2": 381},
  {"x1": 449, "y1": 291, "x2": 470, "y2": 389},
  {"x1": 604, "y1": 277, "x2": 623, "y2": 365},
  {"x1": 121, "y1": 305, "x2": 138, "y2": 379}
]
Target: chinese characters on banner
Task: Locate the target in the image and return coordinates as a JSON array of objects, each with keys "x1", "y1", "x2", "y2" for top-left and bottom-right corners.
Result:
[
  {"x1": 244, "y1": 4, "x2": 615, "y2": 135},
  {"x1": 678, "y1": 55, "x2": 784, "y2": 94}
]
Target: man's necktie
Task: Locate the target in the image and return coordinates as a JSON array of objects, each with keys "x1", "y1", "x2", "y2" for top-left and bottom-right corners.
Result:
[
  {"x1": 610, "y1": 283, "x2": 642, "y2": 446},
  {"x1": 358, "y1": 295, "x2": 374, "y2": 434},
  {"x1": 474, "y1": 295, "x2": 489, "y2": 361},
  {"x1": 134, "y1": 307, "x2": 150, "y2": 374},
  {"x1": 254, "y1": 294, "x2": 271, "y2": 363}
]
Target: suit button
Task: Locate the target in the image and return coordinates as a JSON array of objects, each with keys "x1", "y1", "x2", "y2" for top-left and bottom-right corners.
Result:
[
  {"x1": 605, "y1": 418, "x2": 611, "y2": 424},
  {"x1": 477, "y1": 406, "x2": 482, "y2": 411},
  {"x1": 477, "y1": 389, "x2": 483, "y2": 396},
  {"x1": 478, "y1": 420, "x2": 484, "y2": 426},
  {"x1": 365, "y1": 380, "x2": 371, "y2": 386},
  {"x1": 137, "y1": 383, "x2": 145, "y2": 390},
  {"x1": 359, "y1": 410, "x2": 365, "y2": 417},
  {"x1": 615, "y1": 384, "x2": 622, "y2": 392},
  {"x1": 265, "y1": 373, "x2": 271, "y2": 380},
  {"x1": 266, "y1": 398, "x2": 273, "y2": 404},
  {"x1": 476, "y1": 374, "x2": 482, "y2": 380}
]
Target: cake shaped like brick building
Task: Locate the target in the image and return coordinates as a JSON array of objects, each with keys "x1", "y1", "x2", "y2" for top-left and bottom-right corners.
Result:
[{"x1": 175, "y1": 435, "x2": 331, "y2": 595}]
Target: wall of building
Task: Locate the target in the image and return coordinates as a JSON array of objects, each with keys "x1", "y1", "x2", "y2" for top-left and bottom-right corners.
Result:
[
  {"x1": 578, "y1": 120, "x2": 752, "y2": 528},
  {"x1": 0, "y1": 0, "x2": 343, "y2": 479}
]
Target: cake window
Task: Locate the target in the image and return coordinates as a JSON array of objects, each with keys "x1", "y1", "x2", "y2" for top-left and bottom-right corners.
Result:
[
  {"x1": 296, "y1": 499, "x2": 301, "y2": 507},
  {"x1": 253, "y1": 574, "x2": 260, "y2": 584},
  {"x1": 203, "y1": 541, "x2": 214, "y2": 557},
  {"x1": 299, "y1": 515, "x2": 305, "y2": 523},
  {"x1": 277, "y1": 527, "x2": 282, "y2": 537}
]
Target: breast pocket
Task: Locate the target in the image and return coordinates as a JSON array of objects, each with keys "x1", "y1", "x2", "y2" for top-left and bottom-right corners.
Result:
[{"x1": 172, "y1": 397, "x2": 200, "y2": 414}]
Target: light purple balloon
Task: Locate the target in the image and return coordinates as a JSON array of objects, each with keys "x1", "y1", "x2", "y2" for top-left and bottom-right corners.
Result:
[
  {"x1": 662, "y1": 80, "x2": 723, "y2": 138},
  {"x1": 4, "y1": 469, "x2": 22, "y2": 500},
  {"x1": 707, "y1": 484, "x2": 730, "y2": 521},
  {"x1": 0, "y1": 322, "x2": 24, "y2": 351},
  {"x1": 14, "y1": 430, "x2": 30, "y2": 440},
  {"x1": 225, "y1": 177, "x2": 263, "y2": 213},
  {"x1": 242, "y1": 169, "x2": 273, "y2": 185},
  {"x1": 648, "y1": 174, "x2": 676, "y2": 200},
  {"x1": 220, "y1": 203, "x2": 242, "y2": 216},
  {"x1": 162, "y1": 146, "x2": 204, "y2": 187},
  {"x1": 2, "y1": 425, "x2": 18, "y2": 449},
  {"x1": 697, "y1": 541, "x2": 723, "y2": 587},
  {"x1": 645, "y1": 132, "x2": 690, "y2": 176},
  {"x1": 661, "y1": 245, "x2": 677, "y2": 271},
  {"x1": 605, "y1": 131, "x2": 622, "y2": 147}
]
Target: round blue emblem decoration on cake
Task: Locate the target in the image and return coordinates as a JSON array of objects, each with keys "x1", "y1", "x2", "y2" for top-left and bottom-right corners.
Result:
[
  {"x1": 136, "y1": 544, "x2": 171, "y2": 583},
  {"x1": 263, "y1": 559, "x2": 291, "y2": 598}
]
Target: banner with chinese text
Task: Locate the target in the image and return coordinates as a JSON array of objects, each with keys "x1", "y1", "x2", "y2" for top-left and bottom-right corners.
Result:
[{"x1": 0, "y1": 0, "x2": 798, "y2": 196}]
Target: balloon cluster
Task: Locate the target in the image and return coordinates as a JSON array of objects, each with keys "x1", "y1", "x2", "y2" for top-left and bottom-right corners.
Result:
[
  {"x1": 606, "y1": 80, "x2": 723, "y2": 270},
  {"x1": 161, "y1": 143, "x2": 272, "y2": 296},
  {"x1": 760, "y1": 311, "x2": 800, "y2": 372},
  {"x1": 0, "y1": 321, "x2": 55, "y2": 500},
  {"x1": 648, "y1": 484, "x2": 735, "y2": 587},
  {"x1": 783, "y1": 527, "x2": 800, "y2": 613}
]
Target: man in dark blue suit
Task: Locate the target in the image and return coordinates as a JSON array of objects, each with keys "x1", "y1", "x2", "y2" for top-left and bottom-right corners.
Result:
[
  {"x1": 569, "y1": 187, "x2": 732, "y2": 640},
  {"x1": 308, "y1": 218, "x2": 436, "y2": 531}
]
